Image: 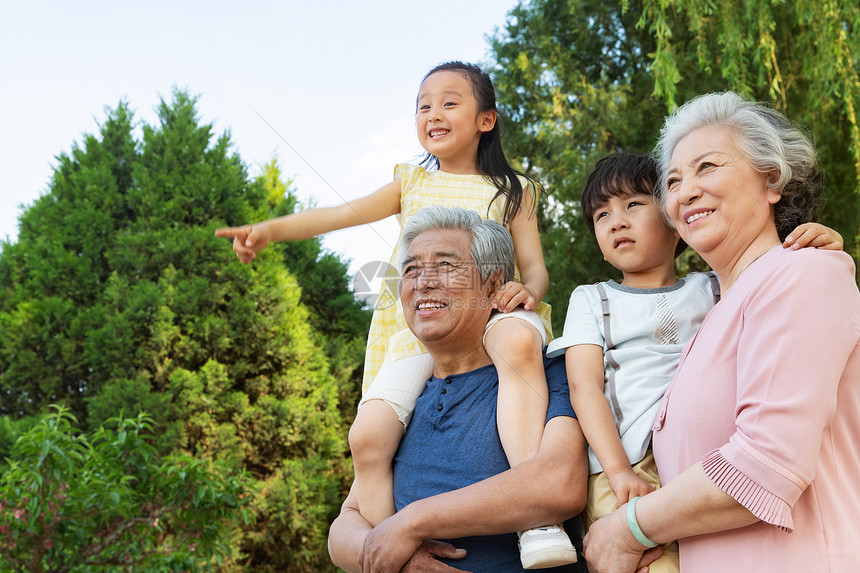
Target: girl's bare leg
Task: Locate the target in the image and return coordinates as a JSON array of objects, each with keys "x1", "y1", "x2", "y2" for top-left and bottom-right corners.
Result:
[
  {"x1": 348, "y1": 399, "x2": 402, "y2": 527},
  {"x1": 485, "y1": 317, "x2": 579, "y2": 568},
  {"x1": 484, "y1": 318, "x2": 547, "y2": 467}
]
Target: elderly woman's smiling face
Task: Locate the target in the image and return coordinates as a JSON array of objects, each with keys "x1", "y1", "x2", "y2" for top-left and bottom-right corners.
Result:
[{"x1": 664, "y1": 124, "x2": 782, "y2": 267}]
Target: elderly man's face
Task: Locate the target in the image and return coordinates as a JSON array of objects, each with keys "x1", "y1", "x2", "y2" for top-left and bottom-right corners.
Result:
[{"x1": 399, "y1": 228, "x2": 496, "y2": 348}]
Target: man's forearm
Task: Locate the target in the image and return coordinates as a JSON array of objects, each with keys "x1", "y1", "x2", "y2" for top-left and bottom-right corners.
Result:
[
  {"x1": 394, "y1": 416, "x2": 586, "y2": 540},
  {"x1": 328, "y1": 486, "x2": 369, "y2": 573},
  {"x1": 357, "y1": 416, "x2": 586, "y2": 572}
]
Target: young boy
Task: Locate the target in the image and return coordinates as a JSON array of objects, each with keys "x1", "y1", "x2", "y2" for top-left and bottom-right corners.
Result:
[{"x1": 546, "y1": 153, "x2": 842, "y2": 572}]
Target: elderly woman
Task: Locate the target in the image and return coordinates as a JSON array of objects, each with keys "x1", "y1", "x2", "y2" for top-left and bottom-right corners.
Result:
[{"x1": 583, "y1": 91, "x2": 860, "y2": 572}]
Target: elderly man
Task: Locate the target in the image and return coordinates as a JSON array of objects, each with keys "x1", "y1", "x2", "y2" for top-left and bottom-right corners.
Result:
[{"x1": 328, "y1": 207, "x2": 588, "y2": 572}]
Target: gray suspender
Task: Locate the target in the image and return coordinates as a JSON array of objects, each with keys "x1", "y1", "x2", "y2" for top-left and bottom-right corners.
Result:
[
  {"x1": 597, "y1": 277, "x2": 720, "y2": 345},
  {"x1": 595, "y1": 283, "x2": 615, "y2": 350},
  {"x1": 706, "y1": 271, "x2": 721, "y2": 304},
  {"x1": 595, "y1": 283, "x2": 624, "y2": 423},
  {"x1": 597, "y1": 275, "x2": 720, "y2": 345},
  {"x1": 594, "y1": 274, "x2": 718, "y2": 429}
]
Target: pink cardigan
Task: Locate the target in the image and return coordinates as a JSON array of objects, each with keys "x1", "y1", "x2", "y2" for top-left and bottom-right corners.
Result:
[{"x1": 653, "y1": 246, "x2": 860, "y2": 572}]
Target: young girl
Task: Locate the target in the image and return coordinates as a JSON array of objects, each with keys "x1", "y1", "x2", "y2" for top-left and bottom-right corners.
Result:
[{"x1": 216, "y1": 61, "x2": 578, "y2": 569}]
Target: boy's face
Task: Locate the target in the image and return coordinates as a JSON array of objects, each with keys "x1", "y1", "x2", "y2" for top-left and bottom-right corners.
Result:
[{"x1": 592, "y1": 193, "x2": 680, "y2": 276}]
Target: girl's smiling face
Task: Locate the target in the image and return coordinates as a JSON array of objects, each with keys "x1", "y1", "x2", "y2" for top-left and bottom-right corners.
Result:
[{"x1": 415, "y1": 70, "x2": 495, "y2": 174}]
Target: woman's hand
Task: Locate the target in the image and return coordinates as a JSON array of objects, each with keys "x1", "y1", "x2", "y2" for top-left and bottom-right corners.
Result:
[{"x1": 583, "y1": 506, "x2": 662, "y2": 573}]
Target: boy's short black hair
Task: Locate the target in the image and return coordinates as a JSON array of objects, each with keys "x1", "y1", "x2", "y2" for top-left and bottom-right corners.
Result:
[{"x1": 581, "y1": 153, "x2": 687, "y2": 257}]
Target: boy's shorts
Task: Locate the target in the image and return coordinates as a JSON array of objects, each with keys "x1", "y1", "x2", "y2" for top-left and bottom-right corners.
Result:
[{"x1": 586, "y1": 450, "x2": 680, "y2": 573}]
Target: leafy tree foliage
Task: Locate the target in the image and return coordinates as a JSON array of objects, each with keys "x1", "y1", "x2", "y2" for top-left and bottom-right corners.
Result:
[
  {"x1": 490, "y1": 0, "x2": 671, "y2": 330},
  {"x1": 259, "y1": 161, "x2": 370, "y2": 428},
  {"x1": 0, "y1": 407, "x2": 250, "y2": 572},
  {"x1": 490, "y1": 0, "x2": 860, "y2": 330},
  {"x1": 640, "y1": 0, "x2": 860, "y2": 256},
  {"x1": 0, "y1": 91, "x2": 369, "y2": 571}
]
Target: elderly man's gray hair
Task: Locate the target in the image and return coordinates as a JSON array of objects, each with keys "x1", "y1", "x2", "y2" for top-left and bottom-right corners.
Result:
[{"x1": 398, "y1": 206, "x2": 515, "y2": 283}]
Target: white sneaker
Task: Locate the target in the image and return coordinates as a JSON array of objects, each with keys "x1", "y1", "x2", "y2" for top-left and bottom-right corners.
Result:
[{"x1": 517, "y1": 523, "x2": 578, "y2": 569}]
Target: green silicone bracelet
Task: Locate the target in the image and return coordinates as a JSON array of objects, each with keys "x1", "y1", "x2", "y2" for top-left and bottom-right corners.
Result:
[{"x1": 626, "y1": 496, "x2": 659, "y2": 548}]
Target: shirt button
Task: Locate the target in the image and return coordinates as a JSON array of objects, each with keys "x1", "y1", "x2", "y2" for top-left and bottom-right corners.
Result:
[
  {"x1": 437, "y1": 404, "x2": 443, "y2": 411},
  {"x1": 445, "y1": 379, "x2": 452, "y2": 384},
  {"x1": 441, "y1": 388, "x2": 447, "y2": 394}
]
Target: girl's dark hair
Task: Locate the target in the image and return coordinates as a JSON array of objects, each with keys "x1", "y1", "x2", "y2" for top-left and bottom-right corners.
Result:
[
  {"x1": 418, "y1": 61, "x2": 538, "y2": 226},
  {"x1": 581, "y1": 153, "x2": 687, "y2": 257}
]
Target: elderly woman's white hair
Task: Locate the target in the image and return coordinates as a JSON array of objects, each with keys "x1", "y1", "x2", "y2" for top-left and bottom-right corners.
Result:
[{"x1": 653, "y1": 91, "x2": 825, "y2": 239}]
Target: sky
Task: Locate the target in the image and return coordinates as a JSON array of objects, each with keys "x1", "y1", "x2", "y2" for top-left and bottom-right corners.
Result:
[{"x1": 0, "y1": 0, "x2": 518, "y2": 282}]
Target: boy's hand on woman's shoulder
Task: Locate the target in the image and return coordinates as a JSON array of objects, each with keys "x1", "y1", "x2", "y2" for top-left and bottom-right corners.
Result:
[{"x1": 783, "y1": 222, "x2": 843, "y2": 251}]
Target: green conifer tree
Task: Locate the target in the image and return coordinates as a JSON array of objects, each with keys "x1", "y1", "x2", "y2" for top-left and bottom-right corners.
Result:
[{"x1": 0, "y1": 90, "x2": 369, "y2": 571}]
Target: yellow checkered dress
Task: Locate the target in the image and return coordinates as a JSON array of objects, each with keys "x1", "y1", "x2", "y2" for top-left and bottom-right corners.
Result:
[{"x1": 361, "y1": 163, "x2": 553, "y2": 394}]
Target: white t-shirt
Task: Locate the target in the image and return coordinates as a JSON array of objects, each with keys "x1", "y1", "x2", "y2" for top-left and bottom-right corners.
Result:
[{"x1": 547, "y1": 273, "x2": 718, "y2": 474}]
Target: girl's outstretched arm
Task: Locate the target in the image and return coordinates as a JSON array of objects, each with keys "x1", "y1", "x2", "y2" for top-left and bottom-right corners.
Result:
[
  {"x1": 215, "y1": 179, "x2": 402, "y2": 263},
  {"x1": 782, "y1": 222, "x2": 843, "y2": 251},
  {"x1": 499, "y1": 190, "x2": 548, "y2": 312}
]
